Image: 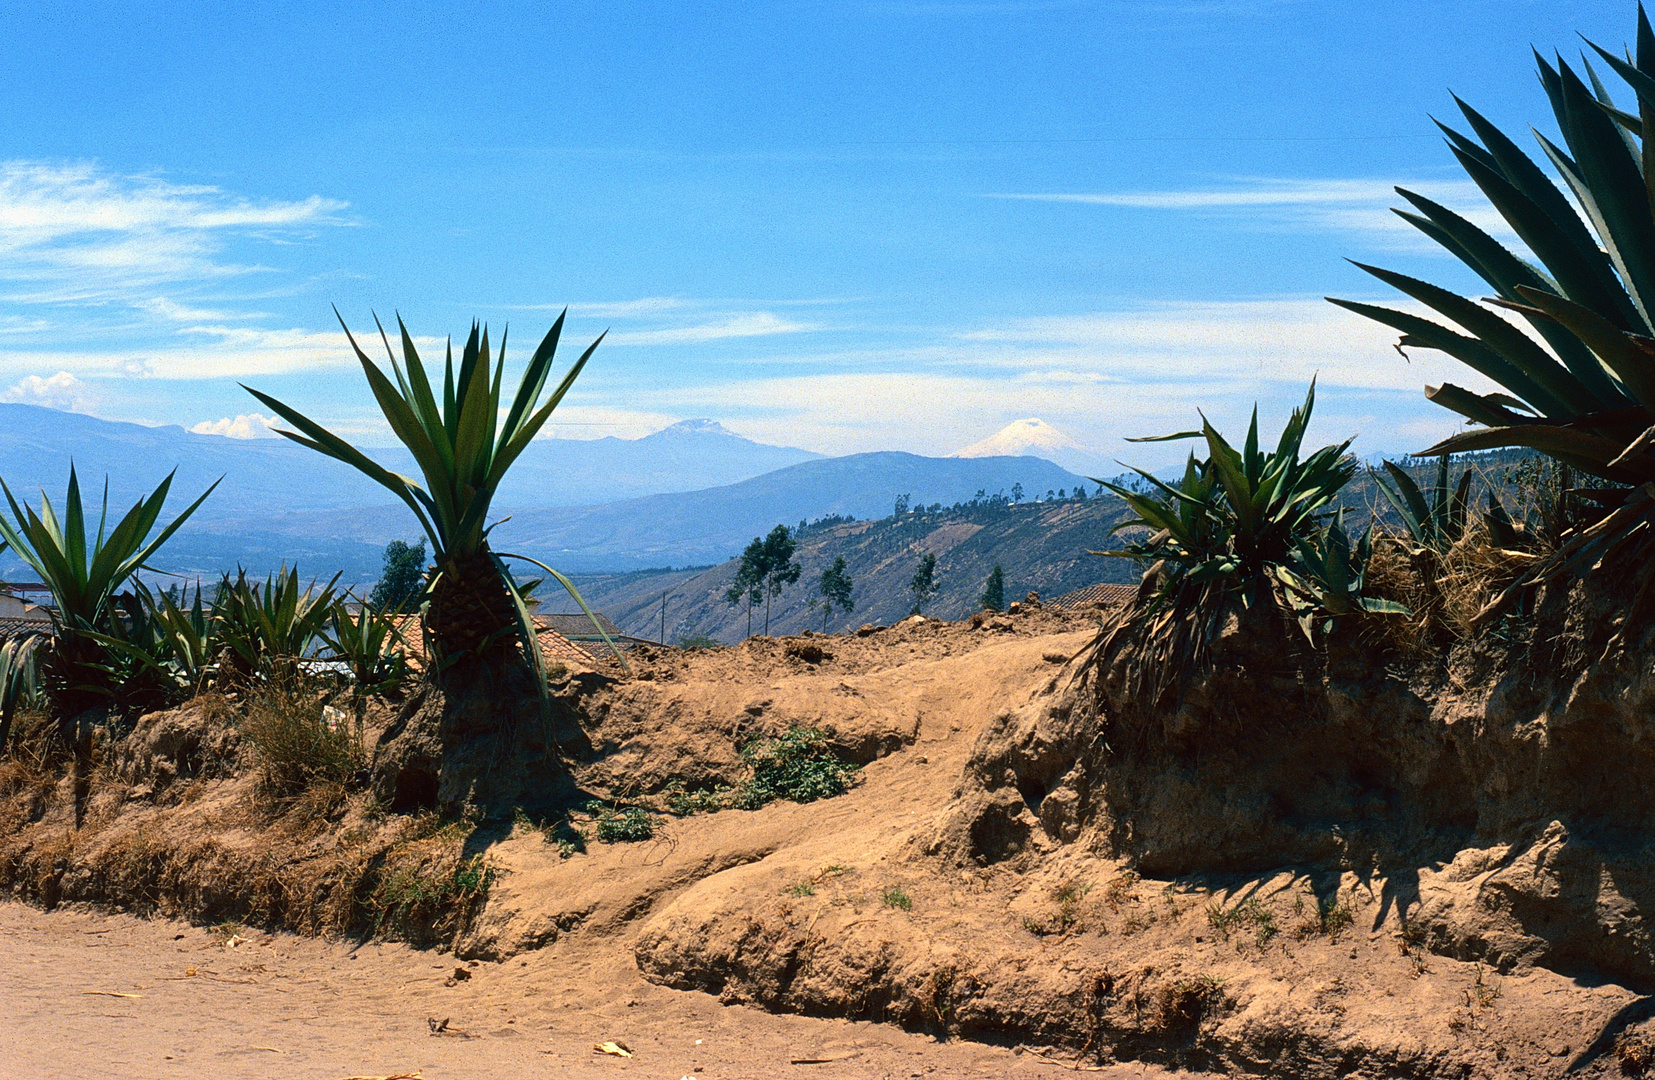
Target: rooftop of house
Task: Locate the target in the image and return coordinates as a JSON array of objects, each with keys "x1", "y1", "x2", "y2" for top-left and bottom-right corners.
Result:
[
  {"x1": 388, "y1": 615, "x2": 603, "y2": 671},
  {"x1": 1050, "y1": 582, "x2": 1137, "y2": 610}
]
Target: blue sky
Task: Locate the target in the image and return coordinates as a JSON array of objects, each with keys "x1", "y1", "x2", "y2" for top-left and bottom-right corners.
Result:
[{"x1": 0, "y1": 0, "x2": 1636, "y2": 471}]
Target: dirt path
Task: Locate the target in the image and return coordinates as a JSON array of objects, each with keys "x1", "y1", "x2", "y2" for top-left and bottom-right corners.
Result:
[{"x1": 0, "y1": 902, "x2": 1210, "y2": 1080}]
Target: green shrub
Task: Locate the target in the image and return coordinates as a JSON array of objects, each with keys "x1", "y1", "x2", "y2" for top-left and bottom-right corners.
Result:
[
  {"x1": 734, "y1": 725, "x2": 858, "y2": 809},
  {"x1": 585, "y1": 801, "x2": 655, "y2": 843},
  {"x1": 662, "y1": 779, "x2": 729, "y2": 816},
  {"x1": 366, "y1": 850, "x2": 495, "y2": 934}
]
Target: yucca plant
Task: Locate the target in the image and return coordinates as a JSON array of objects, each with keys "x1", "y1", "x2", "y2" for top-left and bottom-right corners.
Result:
[
  {"x1": 1330, "y1": 7, "x2": 1655, "y2": 611},
  {"x1": 1086, "y1": 384, "x2": 1378, "y2": 708},
  {"x1": 0, "y1": 467, "x2": 218, "y2": 717},
  {"x1": 213, "y1": 566, "x2": 341, "y2": 684},
  {"x1": 244, "y1": 310, "x2": 606, "y2": 691}
]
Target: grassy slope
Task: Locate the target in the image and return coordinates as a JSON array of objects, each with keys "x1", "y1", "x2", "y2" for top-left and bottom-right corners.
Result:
[{"x1": 568, "y1": 495, "x2": 1138, "y2": 643}]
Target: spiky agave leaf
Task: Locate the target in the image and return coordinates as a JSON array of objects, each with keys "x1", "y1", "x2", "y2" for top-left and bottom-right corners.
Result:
[
  {"x1": 0, "y1": 466, "x2": 218, "y2": 711},
  {"x1": 1329, "y1": 6, "x2": 1655, "y2": 618}
]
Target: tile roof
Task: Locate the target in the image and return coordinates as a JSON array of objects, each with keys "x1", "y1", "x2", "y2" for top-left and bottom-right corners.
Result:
[
  {"x1": 1050, "y1": 582, "x2": 1138, "y2": 610},
  {"x1": 535, "y1": 612, "x2": 624, "y2": 638},
  {"x1": 388, "y1": 615, "x2": 601, "y2": 672},
  {"x1": 0, "y1": 616, "x2": 51, "y2": 640}
]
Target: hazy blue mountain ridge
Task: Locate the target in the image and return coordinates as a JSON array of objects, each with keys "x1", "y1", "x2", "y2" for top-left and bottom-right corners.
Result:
[{"x1": 0, "y1": 404, "x2": 1093, "y2": 582}]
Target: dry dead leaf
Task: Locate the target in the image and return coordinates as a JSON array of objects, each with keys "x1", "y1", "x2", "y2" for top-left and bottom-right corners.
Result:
[
  {"x1": 80, "y1": 991, "x2": 141, "y2": 999},
  {"x1": 426, "y1": 1017, "x2": 477, "y2": 1039},
  {"x1": 593, "y1": 1041, "x2": 633, "y2": 1058}
]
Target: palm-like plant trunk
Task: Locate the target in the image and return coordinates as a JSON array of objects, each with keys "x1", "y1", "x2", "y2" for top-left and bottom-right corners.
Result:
[{"x1": 426, "y1": 542, "x2": 519, "y2": 663}]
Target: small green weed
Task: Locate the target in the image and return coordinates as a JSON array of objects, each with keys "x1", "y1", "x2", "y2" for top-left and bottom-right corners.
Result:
[
  {"x1": 1103, "y1": 871, "x2": 1138, "y2": 909},
  {"x1": 1318, "y1": 898, "x2": 1353, "y2": 936},
  {"x1": 1466, "y1": 963, "x2": 1502, "y2": 1009},
  {"x1": 786, "y1": 882, "x2": 816, "y2": 897},
  {"x1": 1055, "y1": 882, "x2": 1092, "y2": 931},
  {"x1": 512, "y1": 806, "x2": 587, "y2": 856},
  {"x1": 882, "y1": 886, "x2": 913, "y2": 911},
  {"x1": 662, "y1": 779, "x2": 730, "y2": 816},
  {"x1": 1024, "y1": 881, "x2": 1097, "y2": 935},
  {"x1": 585, "y1": 801, "x2": 655, "y2": 843},
  {"x1": 1207, "y1": 896, "x2": 1277, "y2": 948},
  {"x1": 734, "y1": 726, "x2": 859, "y2": 809}
]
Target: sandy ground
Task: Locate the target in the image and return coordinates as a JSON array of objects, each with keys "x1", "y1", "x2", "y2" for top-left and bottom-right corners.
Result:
[{"x1": 0, "y1": 901, "x2": 1211, "y2": 1080}]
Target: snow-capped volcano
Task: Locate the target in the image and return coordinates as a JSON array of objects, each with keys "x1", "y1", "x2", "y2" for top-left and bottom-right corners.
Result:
[{"x1": 951, "y1": 418, "x2": 1087, "y2": 460}]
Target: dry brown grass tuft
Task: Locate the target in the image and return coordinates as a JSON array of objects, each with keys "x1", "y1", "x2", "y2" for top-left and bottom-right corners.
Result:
[
  {"x1": 1361, "y1": 526, "x2": 1542, "y2": 654},
  {"x1": 239, "y1": 677, "x2": 362, "y2": 816}
]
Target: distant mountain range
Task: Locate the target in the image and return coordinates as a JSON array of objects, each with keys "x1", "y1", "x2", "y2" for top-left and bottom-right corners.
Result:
[
  {"x1": 497, "y1": 451, "x2": 1094, "y2": 571},
  {"x1": 0, "y1": 404, "x2": 1097, "y2": 582},
  {"x1": 177, "y1": 451, "x2": 1095, "y2": 578},
  {"x1": 0, "y1": 406, "x2": 819, "y2": 514}
]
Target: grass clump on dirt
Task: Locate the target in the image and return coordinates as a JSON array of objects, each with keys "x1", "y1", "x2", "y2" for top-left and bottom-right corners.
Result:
[
  {"x1": 1207, "y1": 896, "x2": 1278, "y2": 949},
  {"x1": 733, "y1": 725, "x2": 858, "y2": 809},
  {"x1": 363, "y1": 816, "x2": 498, "y2": 937},
  {"x1": 586, "y1": 801, "x2": 656, "y2": 843},
  {"x1": 239, "y1": 678, "x2": 362, "y2": 811}
]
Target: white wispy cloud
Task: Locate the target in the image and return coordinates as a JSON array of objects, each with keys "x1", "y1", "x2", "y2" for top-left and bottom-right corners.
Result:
[
  {"x1": 536, "y1": 404, "x2": 685, "y2": 440},
  {"x1": 593, "y1": 296, "x2": 1503, "y2": 461},
  {"x1": 0, "y1": 324, "x2": 444, "y2": 380},
  {"x1": 135, "y1": 296, "x2": 262, "y2": 322},
  {"x1": 986, "y1": 178, "x2": 1521, "y2": 250},
  {"x1": 0, "y1": 160, "x2": 348, "y2": 308},
  {"x1": 605, "y1": 312, "x2": 820, "y2": 346},
  {"x1": 563, "y1": 296, "x2": 693, "y2": 318}
]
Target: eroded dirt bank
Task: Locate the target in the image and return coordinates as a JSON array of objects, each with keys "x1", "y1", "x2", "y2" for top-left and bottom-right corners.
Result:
[
  {"x1": 5, "y1": 602, "x2": 1655, "y2": 1077},
  {"x1": 2, "y1": 901, "x2": 1184, "y2": 1080}
]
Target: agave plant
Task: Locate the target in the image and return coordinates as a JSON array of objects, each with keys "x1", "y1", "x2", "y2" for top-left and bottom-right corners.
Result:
[
  {"x1": 130, "y1": 583, "x2": 218, "y2": 695},
  {"x1": 1374, "y1": 456, "x2": 1475, "y2": 557},
  {"x1": 244, "y1": 310, "x2": 605, "y2": 690},
  {"x1": 1087, "y1": 384, "x2": 1377, "y2": 708},
  {"x1": 82, "y1": 585, "x2": 215, "y2": 710},
  {"x1": 0, "y1": 633, "x2": 43, "y2": 755},
  {"x1": 1280, "y1": 509, "x2": 1408, "y2": 639},
  {"x1": 319, "y1": 598, "x2": 410, "y2": 699},
  {"x1": 1330, "y1": 7, "x2": 1655, "y2": 608},
  {"x1": 0, "y1": 467, "x2": 218, "y2": 716},
  {"x1": 213, "y1": 566, "x2": 341, "y2": 683}
]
